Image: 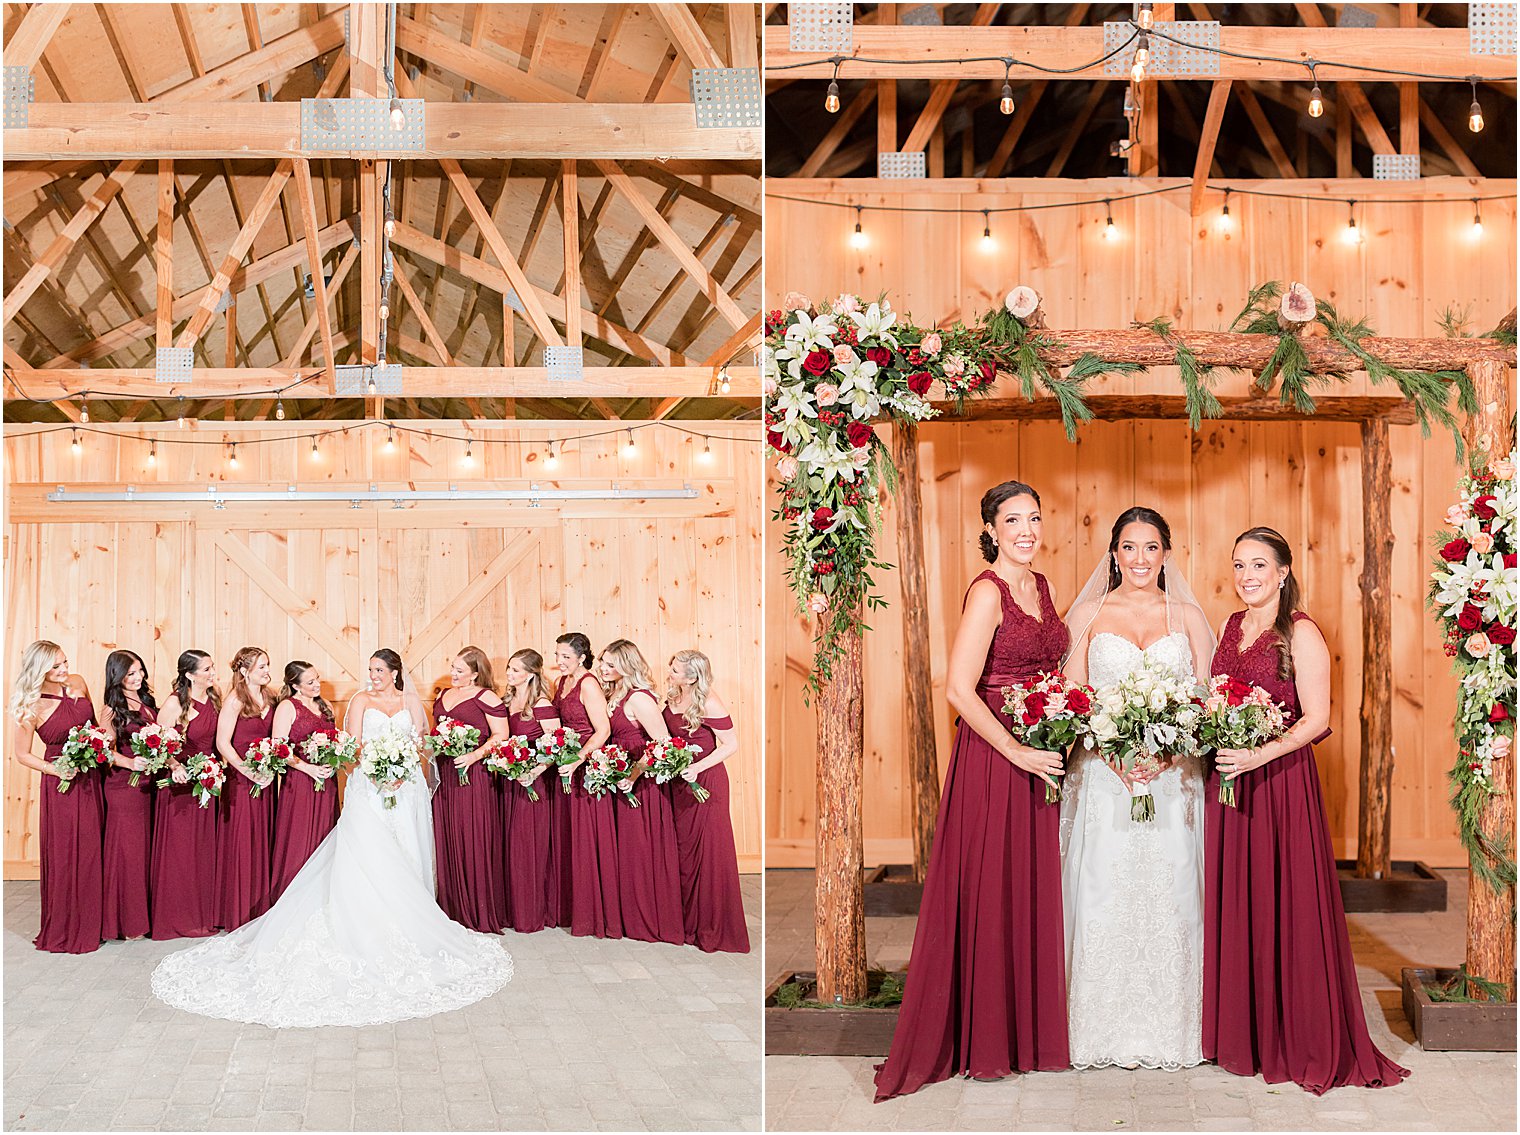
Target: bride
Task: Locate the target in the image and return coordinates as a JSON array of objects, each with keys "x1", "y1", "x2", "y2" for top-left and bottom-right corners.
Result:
[
  {"x1": 1059, "y1": 507, "x2": 1214, "y2": 1070},
  {"x1": 151, "y1": 648, "x2": 512, "y2": 1028}
]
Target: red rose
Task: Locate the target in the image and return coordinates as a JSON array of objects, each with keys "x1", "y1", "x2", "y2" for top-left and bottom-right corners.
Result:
[
  {"x1": 1473, "y1": 494, "x2": 1498, "y2": 520},
  {"x1": 846, "y1": 421, "x2": 873, "y2": 449},
  {"x1": 979, "y1": 361, "x2": 997, "y2": 385},
  {"x1": 1506, "y1": 554, "x2": 1517, "y2": 569},
  {"x1": 803, "y1": 349, "x2": 832, "y2": 375},
  {"x1": 1488, "y1": 624, "x2": 1516, "y2": 645},
  {"x1": 906, "y1": 372, "x2": 932, "y2": 396},
  {"x1": 1490, "y1": 703, "x2": 1510, "y2": 723},
  {"x1": 767, "y1": 430, "x2": 791, "y2": 454},
  {"x1": 1458, "y1": 604, "x2": 1484, "y2": 631},
  {"x1": 1066, "y1": 688, "x2": 1091, "y2": 715},
  {"x1": 865, "y1": 346, "x2": 892, "y2": 367},
  {"x1": 145, "y1": 734, "x2": 161, "y2": 750},
  {"x1": 1022, "y1": 691, "x2": 1048, "y2": 724},
  {"x1": 1440, "y1": 538, "x2": 1472, "y2": 562},
  {"x1": 811, "y1": 506, "x2": 835, "y2": 532}
]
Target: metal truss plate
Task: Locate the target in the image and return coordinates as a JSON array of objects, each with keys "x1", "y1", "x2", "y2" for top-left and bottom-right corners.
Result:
[
  {"x1": 1373, "y1": 154, "x2": 1421, "y2": 180},
  {"x1": 788, "y1": 2, "x2": 854, "y2": 52},
  {"x1": 691, "y1": 67, "x2": 762, "y2": 129},
  {"x1": 333, "y1": 363, "x2": 402, "y2": 396},
  {"x1": 3, "y1": 66, "x2": 33, "y2": 129},
  {"x1": 505, "y1": 289, "x2": 525, "y2": 315},
  {"x1": 545, "y1": 345, "x2": 585, "y2": 382},
  {"x1": 1103, "y1": 21, "x2": 1221, "y2": 77},
  {"x1": 878, "y1": 150, "x2": 927, "y2": 179},
  {"x1": 300, "y1": 98, "x2": 424, "y2": 152},
  {"x1": 155, "y1": 347, "x2": 194, "y2": 385},
  {"x1": 901, "y1": 5, "x2": 942, "y2": 26},
  {"x1": 1338, "y1": 5, "x2": 1377, "y2": 27},
  {"x1": 1470, "y1": 3, "x2": 1518, "y2": 54}
]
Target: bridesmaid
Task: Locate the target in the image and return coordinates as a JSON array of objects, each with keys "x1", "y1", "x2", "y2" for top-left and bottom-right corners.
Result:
[
  {"x1": 214, "y1": 646, "x2": 277, "y2": 930},
  {"x1": 1205, "y1": 527, "x2": 1410, "y2": 1093},
  {"x1": 500, "y1": 649, "x2": 561, "y2": 933},
  {"x1": 9, "y1": 641, "x2": 104, "y2": 953},
  {"x1": 151, "y1": 650, "x2": 220, "y2": 940},
  {"x1": 268, "y1": 661, "x2": 339, "y2": 903},
  {"x1": 558, "y1": 632, "x2": 616, "y2": 938},
  {"x1": 875, "y1": 481, "x2": 1071, "y2": 1100},
  {"x1": 601, "y1": 639, "x2": 684, "y2": 945},
  {"x1": 99, "y1": 650, "x2": 156, "y2": 941},
  {"x1": 432, "y1": 645, "x2": 512, "y2": 934},
  {"x1": 663, "y1": 650, "x2": 749, "y2": 953}
]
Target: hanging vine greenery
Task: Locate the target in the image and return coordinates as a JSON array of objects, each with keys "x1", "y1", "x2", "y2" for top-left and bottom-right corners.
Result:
[{"x1": 1135, "y1": 317, "x2": 1224, "y2": 429}]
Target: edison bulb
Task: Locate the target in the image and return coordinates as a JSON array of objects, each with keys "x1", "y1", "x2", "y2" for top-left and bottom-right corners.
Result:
[{"x1": 1308, "y1": 85, "x2": 1324, "y2": 118}]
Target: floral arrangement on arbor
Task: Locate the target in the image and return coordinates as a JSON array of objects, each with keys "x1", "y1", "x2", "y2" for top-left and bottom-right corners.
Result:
[{"x1": 1429, "y1": 446, "x2": 1518, "y2": 893}]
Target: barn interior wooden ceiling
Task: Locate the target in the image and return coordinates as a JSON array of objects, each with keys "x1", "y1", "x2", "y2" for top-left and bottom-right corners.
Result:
[{"x1": 2, "y1": 3, "x2": 764, "y2": 424}]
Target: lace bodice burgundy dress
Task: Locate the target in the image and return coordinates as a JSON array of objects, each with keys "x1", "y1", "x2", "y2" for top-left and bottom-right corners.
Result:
[
  {"x1": 1205, "y1": 611, "x2": 1409, "y2": 1093},
  {"x1": 874, "y1": 569, "x2": 1072, "y2": 1100}
]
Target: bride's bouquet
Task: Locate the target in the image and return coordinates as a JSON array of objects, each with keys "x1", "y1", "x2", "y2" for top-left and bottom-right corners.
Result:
[
  {"x1": 645, "y1": 737, "x2": 710, "y2": 802},
  {"x1": 299, "y1": 729, "x2": 358, "y2": 791},
  {"x1": 244, "y1": 737, "x2": 292, "y2": 798},
  {"x1": 484, "y1": 736, "x2": 542, "y2": 801},
  {"x1": 127, "y1": 722, "x2": 182, "y2": 787},
  {"x1": 1198, "y1": 675, "x2": 1289, "y2": 808},
  {"x1": 430, "y1": 716, "x2": 482, "y2": 787},
  {"x1": 1088, "y1": 658, "x2": 1203, "y2": 822},
  {"x1": 178, "y1": 749, "x2": 225, "y2": 808},
  {"x1": 582, "y1": 744, "x2": 639, "y2": 808},
  {"x1": 54, "y1": 724, "x2": 113, "y2": 792},
  {"x1": 359, "y1": 724, "x2": 422, "y2": 809},
  {"x1": 1000, "y1": 671, "x2": 1095, "y2": 803},
  {"x1": 536, "y1": 726, "x2": 584, "y2": 794}
]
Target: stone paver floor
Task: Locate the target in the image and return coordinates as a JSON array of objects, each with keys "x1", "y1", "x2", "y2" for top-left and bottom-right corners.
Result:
[
  {"x1": 5, "y1": 877, "x2": 761, "y2": 1132},
  {"x1": 765, "y1": 868, "x2": 1517, "y2": 1132}
]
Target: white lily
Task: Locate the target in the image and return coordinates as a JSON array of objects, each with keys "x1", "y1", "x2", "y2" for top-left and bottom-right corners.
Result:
[
  {"x1": 784, "y1": 310, "x2": 839, "y2": 353},
  {"x1": 850, "y1": 302, "x2": 898, "y2": 346},
  {"x1": 797, "y1": 438, "x2": 863, "y2": 483},
  {"x1": 835, "y1": 357, "x2": 882, "y2": 420}
]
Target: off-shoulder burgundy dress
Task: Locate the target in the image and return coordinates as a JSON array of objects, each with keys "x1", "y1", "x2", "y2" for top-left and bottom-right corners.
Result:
[
  {"x1": 268, "y1": 699, "x2": 341, "y2": 904},
  {"x1": 151, "y1": 697, "x2": 219, "y2": 940},
  {"x1": 874, "y1": 569, "x2": 1071, "y2": 1101},
  {"x1": 216, "y1": 703, "x2": 275, "y2": 930},
  {"x1": 566, "y1": 673, "x2": 621, "y2": 939},
  {"x1": 103, "y1": 704, "x2": 154, "y2": 940},
  {"x1": 1205, "y1": 610, "x2": 1410, "y2": 1094},
  {"x1": 432, "y1": 688, "x2": 510, "y2": 933},
  {"x1": 33, "y1": 691, "x2": 105, "y2": 953},
  {"x1": 662, "y1": 705, "x2": 749, "y2": 953},
  {"x1": 611, "y1": 690, "x2": 685, "y2": 945},
  {"x1": 501, "y1": 702, "x2": 560, "y2": 933}
]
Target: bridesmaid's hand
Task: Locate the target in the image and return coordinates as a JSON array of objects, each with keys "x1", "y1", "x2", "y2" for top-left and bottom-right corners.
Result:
[
  {"x1": 306, "y1": 765, "x2": 333, "y2": 783},
  {"x1": 130, "y1": 755, "x2": 149, "y2": 773},
  {"x1": 1005, "y1": 743, "x2": 1062, "y2": 790},
  {"x1": 171, "y1": 765, "x2": 190, "y2": 785},
  {"x1": 680, "y1": 767, "x2": 699, "y2": 783},
  {"x1": 1215, "y1": 747, "x2": 1265, "y2": 777}
]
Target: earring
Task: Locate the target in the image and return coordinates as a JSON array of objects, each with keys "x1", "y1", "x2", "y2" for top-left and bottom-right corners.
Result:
[{"x1": 1277, "y1": 578, "x2": 1286, "y2": 590}]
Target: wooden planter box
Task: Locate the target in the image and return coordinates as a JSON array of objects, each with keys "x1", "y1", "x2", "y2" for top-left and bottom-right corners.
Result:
[
  {"x1": 863, "y1": 863, "x2": 924, "y2": 917},
  {"x1": 1336, "y1": 860, "x2": 1447, "y2": 913},
  {"x1": 1401, "y1": 967, "x2": 1517, "y2": 1051},
  {"x1": 764, "y1": 970, "x2": 903, "y2": 1056}
]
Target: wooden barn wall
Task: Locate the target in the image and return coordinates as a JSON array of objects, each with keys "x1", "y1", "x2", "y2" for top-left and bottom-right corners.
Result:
[
  {"x1": 4, "y1": 422, "x2": 763, "y2": 876},
  {"x1": 765, "y1": 177, "x2": 1518, "y2": 868}
]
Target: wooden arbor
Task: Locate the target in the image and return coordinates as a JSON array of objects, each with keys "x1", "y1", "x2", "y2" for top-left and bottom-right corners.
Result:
[
  {"x1": 3, "y1": 4, "x2": 764, "y2": 424},
  {"x1": 812, "y1": 319, "x2": 1517, "y2": 1005}
]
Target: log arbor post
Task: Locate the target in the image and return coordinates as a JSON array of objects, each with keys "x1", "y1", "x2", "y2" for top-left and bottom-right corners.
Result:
[
  {"x1": 1356, "y1": 418, "x2": 1395, "y2": 879},
  {"x1": 893, "y1": 420, "x2": 942, "y2": 883},
  {"x1": 815, "y1": 611, "x2": 867, "y2": 1004}
]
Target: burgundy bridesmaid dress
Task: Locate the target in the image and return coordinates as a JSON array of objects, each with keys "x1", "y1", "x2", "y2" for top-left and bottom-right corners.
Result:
[
  {"x1": 151, "y1": 698, "x2": 219, "y2": 939},
  {"x1": 268, "y1": 700, "x2": 341, "y2": 903},
  {"x1": 102, "y1": 706, "x2": 154, "y2": 940},
  {"x1": 500, "y1": 704, "x2": 561, "y2": 933},
  {"x1": 215, "y1": 704, "x2": 276, "y2": 930},
  {"x1": 662, "y1": 706, "x2": 750, "y2": 953},
  {"x1": 610, "y1": 690, "x2": 684, "y2": 945},
  {"x1": 1204, "y1": 611, "x2": 1410, "y2": 1094},
  {"x1": 33, "y1": 691, "x2": 105, "y2": 953},
  {"x1": 432, "y1": 689, "x2": 509, "y2": 933},
  {"x1": 565, "y1": 673, "x2": 625, "y2": 938},
  {"x1": 874, "y1": 570, "x2": 1071, "y2": 1101}
]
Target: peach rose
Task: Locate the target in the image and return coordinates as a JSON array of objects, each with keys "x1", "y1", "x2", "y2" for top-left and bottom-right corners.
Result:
[
  {"x1": 776, "y1": 455, "x2": 800, "y2": 482},
  {"x1": 782, "y1": 291, "x2": 812, "y2": 314},
  {"x1": 1466, "y1": 632, "x2": 1492, "y2": 658},
  {"x1": 762, "y1": 373, "x2": 778, "y2": 398},
  {"x1": 808, "y1": 592, "x2": 830, "y2": 614},
  {"x1": 942, "y1": 356, "x2": 966, "y2": 378},
  {"x1": 1492, "y1": 734, "x2": 1513, "y2": 762},
  {"x1": 1473, "y1": 531, "x2": 1496, "y2": 555},
  {"x1": 832, "y1": 343, "x2": 858, "y2": 366},
  {"x1": 1492, "y1": 459, "x2": 1515, "y2": 482},
  {"x1": 1445, "y1": 504, "x2": 1470, "y2": 527},
  {"x1": 815, "y1": 383, "x2": 839, "y2": 406},
  {"x1": 832, "y1": 293, "x2": 861, "y2": 315},
  {"x1": 920, "y1": 332, "x2": 943, "y2": 357}
]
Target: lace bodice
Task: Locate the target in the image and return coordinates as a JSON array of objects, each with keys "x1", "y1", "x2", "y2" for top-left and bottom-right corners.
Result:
[
  {"x1": 969, "y1": 569, "x2": 1070, "y2": 691},
  {"x1": 1087, "y1": 631, "x2": 1194, "y2": 689},
  {"x1": 1211, "y1": 611, "x2": 1312, "y2": 723}
]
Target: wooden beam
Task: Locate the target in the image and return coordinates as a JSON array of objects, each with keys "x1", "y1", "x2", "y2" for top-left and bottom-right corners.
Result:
[
  {"x1": 798, "y1": 87, "x2": 876, "y2": 178},
  {"x1": 1046, "y1": 84, "x2": 1105, "y2": 177},
  {"x1": 1418, "y1": 98, "x2": 1483, "y2": 177},
  {"x1": 2, "y1": 3, "x2": 72, "y2": 68},
  {"x1": 395, "y1": 14, "x2": 580, "y2": 103},
  {"x1": 562, "y1": 161, "x2": 582, "y2": 348},
  {"x1": 936, "y1": 394, "x2": 1421, "y2": 424},
  {"x1": 726, "y1": 3, "x2": 758, "y2": 71},
  {"x1": 1234, "y1": 84, "x2": 1297, "y2": 179},
  {"x1": 279, "y1": 243, "x2": 358, "y2": 370},
  {"x1": 597, "y1": 160, "x2": 748, "y2": 331},
  {"x1": 291, "y1": 158, "x2": 337, "y2": 391},
  {"x1": 359, "y1": 160, "x2": 380, "y2": 363},
  {"x1": 1293, "y1": 4, "x2": 1394, "y2": 156},
  {"x1": 155, "y1": 161, "x2": 175, "y2": 349},
  {"x1": 390, "y1": 259, "x2": 456, "y2": 368},
  {"x1": 651, "y1": 4, "x2": 725, "y2": 72},
  {"x1": 1191, "y1": 80, "x2": 1233, "y2": 216},
  {"x1": 701, "y1": 312, "x2": 762, "y2": 369},
  {"x1": 1355, "y1": 416, "x2": 1394, "y2": 879}
]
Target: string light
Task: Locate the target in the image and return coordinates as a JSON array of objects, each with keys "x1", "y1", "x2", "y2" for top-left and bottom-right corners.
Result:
[
  {"x1": 545, "y1": 439, "x2": 559, "y2": 469},
  {"x1": 1468, "y1": 76, "x2": 1484, "y2": 133},
  {"x1": 310, "y1": 437, "x2": 321, "y2": 461},
  {"x1": 367, "y1": 374, "x2": 378, "y2": 396},
  {"x1": 980, "y1": 209, "x2": 995, "y2": 251},
  {"x1": 849, "y1": 205, "x2": 868, "y2": 249},
  {"x1": 1138, "y1": 2, "x2": 1155, "y2": 30},
  {"x1": 461, "y1": 438, "x2": 474, "y2": 467},
  {"x1": 999, "y1": 59, "x2": 1015, "y2": 115},
  {"x1": 71, "y1": 428, "x2": 81, "y2": 455},
  {"x1": 383, "y1": 201, "x2": 396, "y2": 240},
  {"x1": 227, "y1": 442, "x2": 238, "y2": 468},
  {"x1": 1472, "y1": 198, "x2": 1484, "y2": 238},
  {"x1": 1217, "y1": 188, "x2": 1234, "y2": 233},
  {"x1": 385, "y1": 425, "x2": 396, "y2": 452},
  {"x1": 1342, "y1": 200, "x2": 1362, "y2": 245},
  {"x1": 1102, "y1": 200, "x2": 1118, "y2": 242},
  {"x1": 825, "y1": 59, "x2": 841, "y2": 114},
  {"x1": 698, "y1": 437, "x2": 714, "y2": 463},
  {"x1": 274, "y1": 397, "x2": 286, "y2": 421},
  {"x1": 389, "y1": 98, "x2": 405, "y2": 131},
  {"x1": 147, "y1": 441, "x2": 156, "y2": 466},
  {"x1": 719, "y1": 369, "x2": 732, "y2": 395},
  {"x1": 78, "y1": 397, "x2": 90, "y2": 424},
  {"x1": 1307, "y1": 83, "x2": 1324, "y2": 118},
  {"x1": 1130, "y1": 33, "x2": 1149, "y2": 84},
  {"x1": 623, "y1": 429, "x2": 637, "y2": 457},
  {"x1": 176, "y1": 395, "x2": 187, "y2": 429}
]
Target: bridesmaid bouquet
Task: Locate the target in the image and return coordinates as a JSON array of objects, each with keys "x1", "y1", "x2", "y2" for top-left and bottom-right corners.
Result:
[
  {"x1": 180, "y1": 750, "x2": 225, "y2": 808},
  {"x1": 536, "y1": 726, "x2": 584, "y2": 794},
  {"x1": 244, "y1": 738, "x2": 292, "y2": 798},
  {"x1": 299, "y1": 730, "x2": 359, "y2": 791},
  {"x1": 484, "y1": 736, "x2": 541, "y2": 801},
  {"x1": 127, "y1": 723, "x2": 182, "y2": 787},
  {"x1": 583, "y1": 744, "x2": 639, "y2": 808},
  {"x1": 999, "y1": 671, "x2": 1095, "y2": 803},
  {"x1": 645, "y1": 737, "x2": 710, "y2": 803},
  {"x1": 1087, "y1": 659, "x2": 1204, "y2": 822},
  {"x1": 431, "y1": 716, "x2": 482, "y2": 787},
  {"x1": 54, "y1": 724, "x2": 113, "y2": 792},
  {"x1": 1198, "y1": 674, "x2": 1289, "y2": 808},
  {"x1": 358, "y1": 726, "x2": 421, "y2": 809}
]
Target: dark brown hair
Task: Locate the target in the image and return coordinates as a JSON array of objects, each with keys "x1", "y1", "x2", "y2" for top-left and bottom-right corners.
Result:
[
  {"x1": 281, "y1": 660, "x2": 335, "y2": 723},
  {"x1": 979, "y1": 480, "x2": 1041, "y2": 563},
  {"x1": 1235, "y1": 526, "x2": 1302, "y2": 681}
]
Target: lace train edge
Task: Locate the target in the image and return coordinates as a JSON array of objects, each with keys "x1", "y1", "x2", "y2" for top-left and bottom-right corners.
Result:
[{"x1": 1070, "y1": 1054, "x2": 1206, "y2": 1073}]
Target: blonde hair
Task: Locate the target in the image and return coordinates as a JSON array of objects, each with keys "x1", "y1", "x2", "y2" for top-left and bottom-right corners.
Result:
[
  {"x1": 667, "y1": 649, "x2": 713, "y2": 731},
  {"x1": 228, "y1": 646, "x2": 273, "y2": 718},
  {"x1": 456, "y1": 645, "x2": 497, "y2": 694},
  {"x1": 506, "y1": 649, "x2": 548, "y2": 715},
  {"x1": 599, "y1": 639, "x2": 654, "y2": 712},
  {"x1": 10, "y1": 640, "x2": 64, "y2": 724}
]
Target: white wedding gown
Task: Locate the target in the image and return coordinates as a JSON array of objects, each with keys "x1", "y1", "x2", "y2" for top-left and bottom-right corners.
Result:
[
  {"x1": 1059, "y1": 632, "x2": 1205, "y2": 1070},
  {"x1": 150, "y1": 708, "x2": 513, "y2": 1028}
]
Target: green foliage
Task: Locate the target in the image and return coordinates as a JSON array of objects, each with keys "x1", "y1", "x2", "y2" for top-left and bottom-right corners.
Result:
[
  {"x1": 1135, "y1": 317, "x2": 1222, "y2": 428},
  {"x1": 1229, "y1": 280, "x2": 1286, "y2": 334},
  {"x1": 1437, "y1": 304, "x2": 1475, "y2": 339},
  {"x1": 1425, "y1": 964, "x2": 1512, "y2": 1004}
]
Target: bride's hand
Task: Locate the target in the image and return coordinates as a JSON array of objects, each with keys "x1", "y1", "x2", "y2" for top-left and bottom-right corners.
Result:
[{"x1": 1004, "y1": 742, "x2": 1061, "y2": 789}]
